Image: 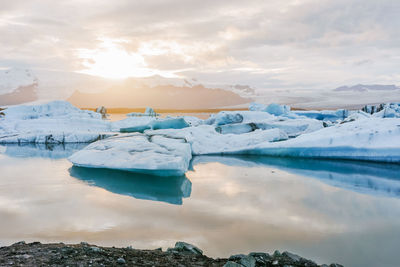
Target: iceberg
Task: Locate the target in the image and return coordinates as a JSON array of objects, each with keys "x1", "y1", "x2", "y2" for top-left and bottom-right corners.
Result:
[
  {"x1": 68, "y1": 133, "x2": 192, "y2": 176},
  {"x1": 294, "y1": 109, "x2": 349, "y2": 121},
  {"x1": 68, "y1": 126, "x2": 287, "y2": 175},
  {"x1": 249, "y1": 102, "x2": 291, "y2": 116},
  {"x1": 120, "y1": 117, "x2": 190, "y2": 133},
  {"x1": 0, "y1": 101, "x2": 113, "y2": 144},
  {"x1": 363, "y1": 103, "x2": 400, "y2": 118},
  {"x1": 145, "y1": 125, "x2": 288, "y2": 155},
  {"x1": 69, "y1": 166, "x2": 192, "y2": 205},
  {"x1": 227, "y1": 118, "x2": 400, "y2": 163},
  {"x1": 127, "y1": 106, "x2": 159, "y2": 117}
]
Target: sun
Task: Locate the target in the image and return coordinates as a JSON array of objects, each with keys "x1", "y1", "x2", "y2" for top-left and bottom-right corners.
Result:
[{"x1": 76, "y1": 38, "x2": 174, "y2": 79}]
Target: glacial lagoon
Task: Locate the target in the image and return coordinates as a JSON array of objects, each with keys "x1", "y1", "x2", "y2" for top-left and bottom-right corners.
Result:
[{"x1": 0, "y1": 144, "x2": 400, "y2": 267}]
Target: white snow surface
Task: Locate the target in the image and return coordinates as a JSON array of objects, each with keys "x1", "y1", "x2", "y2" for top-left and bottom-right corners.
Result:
[
  {"x1": 145, "y1": 125, "x2": 288, "y2": 155},
  {"x1": 0, "y1": 69, "x2": 37, "y2": 93},
  {"x1": 0, "y1": 101, "x2": 113, "y2": 143},
  {"x1": 69, "y1": 133, "x2": 192, "y2": 176},
  {"x1": 228, "y1": 118, "x2": 400, "y2": 163}
]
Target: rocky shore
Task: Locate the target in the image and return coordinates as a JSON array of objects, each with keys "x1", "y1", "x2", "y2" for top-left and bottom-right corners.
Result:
[{"x1": 0, "y1": 241, "x2": 343, "y2": 267}]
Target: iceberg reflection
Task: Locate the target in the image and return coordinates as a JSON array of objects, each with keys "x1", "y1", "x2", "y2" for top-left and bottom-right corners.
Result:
[
  {"x1": 0, "y1": 143, "x2": 88, "y2": 159},
  {"x1": 69, "y1": 166, "x2": 192, "y2": 205},
  {"x1": 192, "y1": 156, "x2": 400, "y2": 198}
]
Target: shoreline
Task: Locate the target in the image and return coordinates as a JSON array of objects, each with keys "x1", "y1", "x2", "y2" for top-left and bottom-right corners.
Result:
[{"x1": 0, "y1": 241, "x2": 343, "y2": 267}]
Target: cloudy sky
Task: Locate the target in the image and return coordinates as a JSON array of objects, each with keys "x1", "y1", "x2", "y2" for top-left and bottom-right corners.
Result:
[{"x1": 1, "y1": 0, "x2": 400, "y2": 90}]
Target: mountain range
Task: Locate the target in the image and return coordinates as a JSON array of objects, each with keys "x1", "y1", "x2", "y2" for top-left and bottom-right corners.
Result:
[{"x1": 1, "y1": 68, "x2": 400, "y2": 109}]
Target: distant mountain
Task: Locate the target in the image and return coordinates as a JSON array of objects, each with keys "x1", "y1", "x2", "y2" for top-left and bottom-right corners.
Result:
[
  {"x1": 67, "y1": 79, "x2": 250, "y2": 109},
  {"x1": 0, "y1": 69, "x2": 38, "y2": 105},
  {"x1": 0, "y1": 83, "x2": 38, "y2": 106},
  {"x1": 0, "y1": 68, "x2": 252, "y2": 108},
  {"x1": 334, "y1": 84, "x2": 400, "y2": 92}
]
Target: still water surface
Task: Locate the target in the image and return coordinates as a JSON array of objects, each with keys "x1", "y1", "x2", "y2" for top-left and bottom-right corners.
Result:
[{"x1": 1, "y1": 144, "x2": 400, "y2": 267}]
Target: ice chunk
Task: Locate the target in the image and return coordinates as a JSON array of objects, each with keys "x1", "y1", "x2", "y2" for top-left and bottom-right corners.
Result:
[
  {"x1": 229, "y1": 118, "x2": 400, "y2": 163},
  {"x1": 215, "y1": 118, "x2": 323, "y2": 137},
  {"x1": 205, "y1": 112, "x2": 244, "y2": 126},
  {"x1": 372, "y1": 103, "x2": 400, "y2": 118},
  {"x1": 205, "y1": 111, "x2": 274, "y2": 125},
  {"x1": 0, "y1": 101, "x2": 114, "y2": 144},
  {"x1": 249, "y1": 102, "x2": 291, "y2": 116},
  {"x1": 69, "y1": 133, "x2": 192, "y2": 176},
  {"x1": 127, "y1": 107, "x2": 159, "y2": 117},
  {"x1": 216, "y1": 123, "x2": 257, "y2": 134},
  {"x1": 265, "y1": 103, "x2": 291, "y2": 116},
  {"x1": 146, "y1": 125, "x2": 288, "y2": 155},
  {"x1": 3, "y1": 100, "x2": 102, "y2": 120},
  {"x1": 294, "y1": 109, "x2": 349, "y2": 121},
  {"x1": 0, "y1": 132, "x2": 115, "y2": 144},
  {"x1": 120, "y1": 117, "x2": 189, "y2": 133}
]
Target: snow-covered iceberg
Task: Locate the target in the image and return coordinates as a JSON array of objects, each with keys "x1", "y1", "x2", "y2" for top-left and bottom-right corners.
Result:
[
  {"x1": 0, "y1": 101, "x2": 113, "y2": 144},
  {"x1": 69, "y1": 126, "x2": 286, "y2": 175},
  {"x1": 68, "y1": 133, "x2": 192, "y2": 176},
  {"x1": 120, "y1": 117, "x2": 190, "y2": 133},
  {"x1": 228, "y1": 118, "x2": 400, "y2": 163},
  {"x1": 145, "y1": 125, "x2": 288, "y2": 155}
]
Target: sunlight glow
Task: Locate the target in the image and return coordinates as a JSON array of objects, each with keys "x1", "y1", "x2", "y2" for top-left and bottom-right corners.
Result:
[{"x1": 77, "y1": 38, "x2": 178, "y2": 79}]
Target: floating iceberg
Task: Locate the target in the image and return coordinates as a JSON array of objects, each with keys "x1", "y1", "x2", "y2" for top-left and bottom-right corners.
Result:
[
  {"x1": 68, "y1": 133, "x2": 192, "y2": 176},
  {"x1": 146, "y1": 125, "x2": 288, "y2": 155},
  {"x1": 69, "y1": 125, "x2": 287, "y2": 175},
  {"x1": 294, "y1": 109, "x2": 349, "y2": 121},
  {"x1": 120, "y1": 117, "x2": 190, "y2": 133},
  {"x1": 228, "y1": 118, "x2": 400, "y2": 163},
  {"x1": 0, "y1": 101, "x2": 113, "y2": 144},
  {"x1": 249, "y1": 102, "x2": 291, "y2": 116},
  {"x1": 126, "y1": 106, "x2": 159, "y2": 117}
]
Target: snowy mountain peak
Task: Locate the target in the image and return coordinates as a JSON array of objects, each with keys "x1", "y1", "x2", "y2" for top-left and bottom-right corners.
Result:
[
  {"x1": 334, "y1": 84, "x2": 400, "y2": 92},
  {"x1": 0, "y1": 68, "x2": 38, "y2": 94}
]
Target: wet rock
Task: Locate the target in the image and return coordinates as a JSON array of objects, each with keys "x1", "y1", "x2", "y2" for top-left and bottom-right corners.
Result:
[
  {"x1": 116, "y1": 257, "x2": 126, "y2": 264},
  {"x1": 223, "y1": 261, "x2": 243, "y2": 267},
  {"x1": 273, "y1": 250, "x2": 281, "y2": 257},
  {"x1": 168, "y1": 241, "x2": 203, "y2": 255},
  {"x1": 0, "y1": 241, "x2": 342, "y2": 267},
  {"x1": 249, "y1": 252, "x2": 271, "y2": 264},
  {"x1": 282, "y1": 251, "x2": 302, "y2": 262}
]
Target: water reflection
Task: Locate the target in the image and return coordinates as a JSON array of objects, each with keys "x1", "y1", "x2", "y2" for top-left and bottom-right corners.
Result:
[
  {"x1": 1, "y1": 145, "x2": 400, "y2": 267},
  {"x1": 0, "y1": 143, "x2": 87, "y2": 159},
  {"x1": 192, "y1": 156, "x2": 400, "y2": 198},
  {"x1": 69, "y1": 166, "x2": 192, "y2": 205}
]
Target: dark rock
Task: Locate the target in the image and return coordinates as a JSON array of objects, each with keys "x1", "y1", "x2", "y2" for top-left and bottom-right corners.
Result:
[
  {"x1": 223, "y1": 261, "x2": 242, "y2": 267},
  {"x1": 168, "y1": 241, "x2": 203, "y2": 255},
  {"x1": 116, "y1": 257, "x2": 126, "y2": 264}
]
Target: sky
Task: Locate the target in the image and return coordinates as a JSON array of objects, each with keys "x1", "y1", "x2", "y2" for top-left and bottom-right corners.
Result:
[{"x1": 1, "y1": 0, "x2": 400, "y2": 91}]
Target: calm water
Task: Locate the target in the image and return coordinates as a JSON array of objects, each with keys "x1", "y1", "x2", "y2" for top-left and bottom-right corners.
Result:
[{"x1": 1, "y1": 144, "x2": 400, "y2": 267}]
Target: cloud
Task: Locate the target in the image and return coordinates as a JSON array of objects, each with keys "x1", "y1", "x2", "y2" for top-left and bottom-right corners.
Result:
[{"x1": 0, "y1": 0, "x2": 399, "y2": 91}]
